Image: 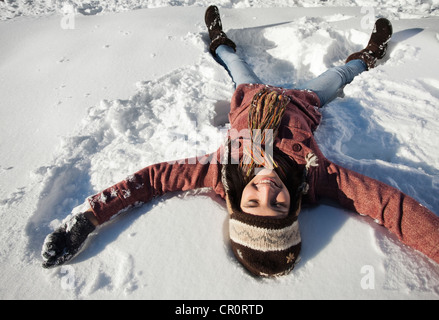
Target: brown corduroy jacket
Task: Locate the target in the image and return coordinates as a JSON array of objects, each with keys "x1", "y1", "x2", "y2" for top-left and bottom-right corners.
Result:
[{"x1": 89, "y1": 83, "x2": 439, "y2": 265}]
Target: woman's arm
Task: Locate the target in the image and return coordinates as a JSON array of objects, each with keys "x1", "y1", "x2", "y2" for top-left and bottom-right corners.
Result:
[
  {"x1": 315, "y1": 160, "x2": 439, "y2": 264},
  {"x1": 41, "y1": 151, "x2": 224, "y2": 268},
  {"x1": 88, "y1": 152, "x2": 224, "y2": 224}
]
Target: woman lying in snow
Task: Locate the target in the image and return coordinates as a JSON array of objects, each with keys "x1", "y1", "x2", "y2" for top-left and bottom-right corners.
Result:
[{"x1": 42, "y1": 6, "x2": 439, "y2": 277}]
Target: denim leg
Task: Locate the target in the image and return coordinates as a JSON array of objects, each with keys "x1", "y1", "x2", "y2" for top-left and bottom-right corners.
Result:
[
  {"x1": 215, "y1": 45, "x2": 261, "y2": 88},
  {"x1": 297, "y1": 59, "x2": 367, "y2": 106}
]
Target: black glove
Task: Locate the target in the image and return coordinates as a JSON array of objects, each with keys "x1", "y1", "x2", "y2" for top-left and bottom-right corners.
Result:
[{"x1": 41, "y1": 213, "x2": 96, "y2": 268}]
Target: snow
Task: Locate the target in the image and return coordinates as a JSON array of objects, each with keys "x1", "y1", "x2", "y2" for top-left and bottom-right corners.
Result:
[{"x1": 1, "y1": 0, "x2": 439, "y2": 300}]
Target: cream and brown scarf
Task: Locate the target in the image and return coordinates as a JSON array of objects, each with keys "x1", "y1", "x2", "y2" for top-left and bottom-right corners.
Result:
[{"x1": 240, "y1": 88, "x2": 289, "y2": 179}]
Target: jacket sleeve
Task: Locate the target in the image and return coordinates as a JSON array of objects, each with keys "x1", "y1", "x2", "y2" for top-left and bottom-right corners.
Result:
[
  {"x1": 315, "y1": 159, "x2": 439, "y2": 264},
  {"x1": 88, "y1": 151, "x2": 224, "y2": 225}
]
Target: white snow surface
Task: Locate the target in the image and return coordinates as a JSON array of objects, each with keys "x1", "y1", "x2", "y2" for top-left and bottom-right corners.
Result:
[{"x1": 1, "y1": 1, "x2": 439, "y2": 300}]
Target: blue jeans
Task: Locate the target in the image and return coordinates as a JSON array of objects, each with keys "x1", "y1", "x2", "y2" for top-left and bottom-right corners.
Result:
[{"x1": 215, "y1": 45, "x2": 367, "y2": 106}]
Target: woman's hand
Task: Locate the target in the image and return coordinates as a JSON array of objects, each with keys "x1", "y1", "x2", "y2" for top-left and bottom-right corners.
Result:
[{"x1": 41, "y1": 211, "x2": 97, "y2": 268}]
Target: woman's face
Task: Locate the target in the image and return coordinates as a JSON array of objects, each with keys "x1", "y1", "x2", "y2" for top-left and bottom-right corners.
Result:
[{"x1": 240, "y1": 168, "x2": 291, "y2": 219}]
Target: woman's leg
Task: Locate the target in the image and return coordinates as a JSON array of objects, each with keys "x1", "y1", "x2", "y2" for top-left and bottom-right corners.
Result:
[
  {"x1": 215, "y1": 45, "x2": 262, "y2": 88},
  {"x1": 297, "y1": 59, "x2": 367, "y2": 106},
  {"x1": 205, "y1": 6, "x2": 260, "y2": 87},
  {"x1": 300, "y1": 18, "x2": 392, "y2": 106}
]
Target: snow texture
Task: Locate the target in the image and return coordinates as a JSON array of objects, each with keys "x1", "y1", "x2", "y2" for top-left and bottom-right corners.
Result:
[{"x1": 1, "y1": 1, "x2": 439, "y2": 300}]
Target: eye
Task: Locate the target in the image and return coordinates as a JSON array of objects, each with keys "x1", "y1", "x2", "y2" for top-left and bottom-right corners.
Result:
[
  {"x1": 245, "y1": 200, "x2": 259, "y2": 208},
  {"x1": 273, "y1": 202, "x2": 287, "y2": 208}
]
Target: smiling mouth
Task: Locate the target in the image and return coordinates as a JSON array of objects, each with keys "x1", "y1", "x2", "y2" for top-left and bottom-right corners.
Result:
[{"x1": 256, "y1": 178, "x2": 281, "y2": 189}]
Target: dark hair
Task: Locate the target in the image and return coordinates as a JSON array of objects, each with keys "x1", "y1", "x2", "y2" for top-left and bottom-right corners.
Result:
[{"x1": 222, "y1": 138, "x2": 304, "y2": 216}]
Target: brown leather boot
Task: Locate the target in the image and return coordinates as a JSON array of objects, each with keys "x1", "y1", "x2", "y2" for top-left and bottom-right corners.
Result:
[
  {"x1": 346, "y1": 18, "x2": 393, "y2": 69},
  {"x1": 205, "y1": 5, "x2": 236, "y2": 56}
]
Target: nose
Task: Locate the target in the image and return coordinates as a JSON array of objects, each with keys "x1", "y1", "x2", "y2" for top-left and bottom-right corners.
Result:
[{"x1": 256, "y1": 183, "x2": 278, "y2": 207}]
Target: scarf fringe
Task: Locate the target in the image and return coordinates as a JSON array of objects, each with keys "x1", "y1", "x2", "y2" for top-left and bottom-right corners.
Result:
[{"x1": 241, "y1": 88, "x2": 289, "y2": 178}]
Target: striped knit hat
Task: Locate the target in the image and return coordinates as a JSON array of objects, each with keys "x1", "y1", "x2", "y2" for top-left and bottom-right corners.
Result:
[{"x1": 229, "y1": 209, "x2": 301, "y2": 277}]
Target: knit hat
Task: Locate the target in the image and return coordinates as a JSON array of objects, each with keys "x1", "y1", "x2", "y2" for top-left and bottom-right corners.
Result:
[{"x1": 229, "y1": 209, "x2": 301, "y2": 277}]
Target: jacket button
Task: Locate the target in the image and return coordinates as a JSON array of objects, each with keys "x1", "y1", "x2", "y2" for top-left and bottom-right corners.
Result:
[{"x1": 292, "y1": 143, "x2": 302, "y2": 152}]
